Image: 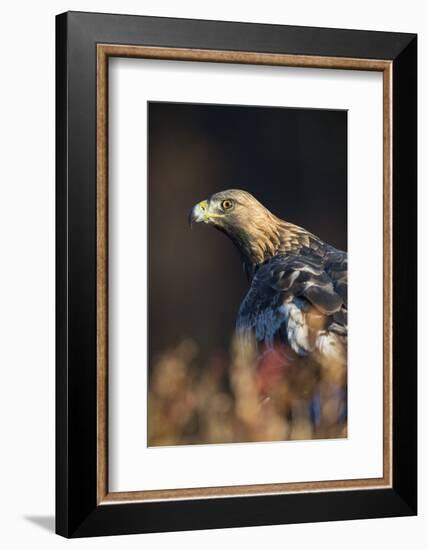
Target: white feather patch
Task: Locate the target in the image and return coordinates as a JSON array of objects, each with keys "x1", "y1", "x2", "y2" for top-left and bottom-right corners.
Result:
[{"x1": 279, "y1": 303, "x2": 310, "y2": 355}]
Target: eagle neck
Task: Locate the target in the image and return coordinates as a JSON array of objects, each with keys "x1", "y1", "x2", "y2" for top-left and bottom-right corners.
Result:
[{"x1": 233, "y1": 215, "x2": 319, "y2": 279}]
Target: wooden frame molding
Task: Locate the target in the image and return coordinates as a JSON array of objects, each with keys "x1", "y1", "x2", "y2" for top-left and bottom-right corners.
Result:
[{"x1": 96, "y1": 44, "x2": 393, "y2": 505}]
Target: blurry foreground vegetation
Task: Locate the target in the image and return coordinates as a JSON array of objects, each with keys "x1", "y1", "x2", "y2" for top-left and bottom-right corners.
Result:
[{"x1": 148, "y1": 337, "x2": 346, "y2": 446}]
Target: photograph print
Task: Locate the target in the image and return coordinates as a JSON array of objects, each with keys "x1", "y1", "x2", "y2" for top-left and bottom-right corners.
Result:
[{"x1": 148, "y1": 101, "x2": 347, "y2": 447}]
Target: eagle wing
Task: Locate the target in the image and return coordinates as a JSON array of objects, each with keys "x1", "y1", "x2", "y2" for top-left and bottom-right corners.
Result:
[{"x1": 237, "y1": 249, "x2": 347, "y2": 364}]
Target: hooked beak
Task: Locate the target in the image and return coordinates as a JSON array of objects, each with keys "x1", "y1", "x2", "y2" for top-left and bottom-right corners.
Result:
[{"x1": 188, "y1": 200, "x2": 209, "y2": 227}]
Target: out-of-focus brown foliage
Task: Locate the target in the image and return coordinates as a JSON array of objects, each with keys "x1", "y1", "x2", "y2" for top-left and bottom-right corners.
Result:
[{"x1": 148, "y1": 337, "x2": 347, "y2": 446}]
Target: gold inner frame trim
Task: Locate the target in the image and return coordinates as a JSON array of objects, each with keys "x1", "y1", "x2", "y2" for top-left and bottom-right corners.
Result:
[{"x1": 96, "y1": 44, "x2": 393, "y2": 505}]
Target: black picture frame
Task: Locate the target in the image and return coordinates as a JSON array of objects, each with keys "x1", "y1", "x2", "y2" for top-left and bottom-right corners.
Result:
[{"x1": 56, "y1": 11, "x2": 417, "y2": 538}]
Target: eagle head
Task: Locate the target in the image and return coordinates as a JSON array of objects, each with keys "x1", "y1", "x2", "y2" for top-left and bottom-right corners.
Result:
[
  {"x1": 189, "y1": 189, "x2": 315, "y2": 269},
  {"x1": 189, "y1": 189, "x2": 287, "y2": 268},
  {"x1": 189, "y1": 189, "x2": 267, "y2": 231}
]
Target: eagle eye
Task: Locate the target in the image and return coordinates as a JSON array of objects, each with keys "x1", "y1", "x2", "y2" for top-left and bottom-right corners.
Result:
[{"x1": 221, "y1": 199, "x2": 233, "y2": 210}]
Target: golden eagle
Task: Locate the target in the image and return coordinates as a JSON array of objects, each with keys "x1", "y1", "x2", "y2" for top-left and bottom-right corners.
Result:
[{"x1": 189, "y1": 189, "x2": 347, "y2": 426}]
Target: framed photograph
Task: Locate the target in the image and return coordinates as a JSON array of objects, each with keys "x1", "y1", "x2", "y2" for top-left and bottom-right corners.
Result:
[{"x1": 56, "y1": 11, "x2": 417, "y2": 538}]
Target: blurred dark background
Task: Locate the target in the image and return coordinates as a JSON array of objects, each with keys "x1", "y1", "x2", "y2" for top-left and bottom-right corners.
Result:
[{"x1": 148, "y1": 101, "x2": 347, "y2": 369}]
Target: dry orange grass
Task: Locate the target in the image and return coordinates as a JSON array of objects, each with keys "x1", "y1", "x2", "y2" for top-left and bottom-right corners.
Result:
[{"x1": 148, "y1": 337, "x2": 347, "y2": 447}]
